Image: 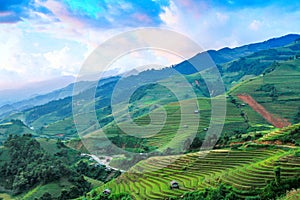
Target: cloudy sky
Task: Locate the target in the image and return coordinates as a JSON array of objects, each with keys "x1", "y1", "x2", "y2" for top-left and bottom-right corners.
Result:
[{"x1": 1, "y1": 0, "x2": 300, "y2": 89}]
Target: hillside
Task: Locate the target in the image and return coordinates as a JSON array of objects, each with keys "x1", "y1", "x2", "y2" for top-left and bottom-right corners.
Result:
[
  {"x1": 0, "y1": 135, "x2": 121, "y2": 200},
  {"x1": 86, "y1": 144, "x2": 300, "y2": 200},
  {"x1": 0, "y1": 76, "x2": 75, "y2": 107},
  {"x1": 1, "y1": 34, "x2": 300, "y2": 139},
  {"x1": 8, "y1": 40, "x2": 300, "y2": 163},
  {"x1": 230, "y1": 59, "x2": 300, "y2": 126},
  {"x1": 0, "y1": 120, "x2": 36, "y2": 145},
  {"x1": 0, "y1": 34, "x2": 300, "y2": 200},
  {"x1": 0, "y1": 80, "x2": 96, "y2": 118},
  {"x1": 174, "y1": 34, "x2": 300, "y2": 74}
]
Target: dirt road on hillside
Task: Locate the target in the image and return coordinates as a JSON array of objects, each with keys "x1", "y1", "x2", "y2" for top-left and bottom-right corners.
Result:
[{"x1": 237, "y1": 94, "x2": 291, "y2": 128}]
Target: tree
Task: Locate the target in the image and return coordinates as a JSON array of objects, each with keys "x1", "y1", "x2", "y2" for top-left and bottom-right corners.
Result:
[
  {"x1": 274, "y1": 167, "x2": 281, "y2": 184},
  {"x1": 40, "y1": 192, "x2": 52, "y2": 200},
  {"x1": 293, "y1": 107, "x2": 300, "y2": 123}
]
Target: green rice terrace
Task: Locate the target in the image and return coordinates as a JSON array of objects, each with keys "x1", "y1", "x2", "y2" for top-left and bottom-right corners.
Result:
[{"x1": 86, "y1": 145, "x2": 300, "y2": 200}]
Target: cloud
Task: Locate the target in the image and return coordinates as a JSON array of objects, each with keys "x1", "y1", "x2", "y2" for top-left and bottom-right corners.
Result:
[
  {"x1": 28, "y1": 0, "x2": 170, "y2": 29},
  {"x1": 0, "y1": 69, "x2": 24, "y2": 89},
  {"x1": 0, "y1": 23, "x2": 87, "y2": 88},
  {"x1": 1, "y1": 0, "x2": 300, "y2": 90},
  {"x1": 248, "y1": 20, "x2": 262, "y2": 31},
  {"x1": 0, "y1": 0, "x2": 55, "y2": 23},
  {"x1": 43, "y1": 45, "x2": 83, "y2": 75},
  {"x1": 0, "y1": 11, "x2": 22, "y2": 23},
  {"x1": 211, "y1": 0, "x2": 300, "y2": 10},
  {"x1": 0, "y1": 0, "x2": 28, "y2": 23},
  {"x1": 160, "y1": 0, "x2": 300, "y2": 50},
  {"x1": 216, "y1": 12, "x2": 229, "y2": 24}
]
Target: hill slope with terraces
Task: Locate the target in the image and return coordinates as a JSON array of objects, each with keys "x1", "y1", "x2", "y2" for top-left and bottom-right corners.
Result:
[{"x1": 85, "y1": 145, "x2": 300, "y2": 199}]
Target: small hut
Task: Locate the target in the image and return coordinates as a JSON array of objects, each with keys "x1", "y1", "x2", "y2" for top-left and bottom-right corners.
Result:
[
  {"x1": 203, "y1": 128, "x2": 208, "y2": 131},
  {"x1": 170, "y1": 180, "x2": 180, "y2": 189},
  {"x1": 103, "y1": 189, "x2": 111, "y2": 195},
  {"x1": 194, "y1": 110, "x2": 199, "y2": 114},
  {"x1": 183, "y1": 125, "x2": 188, "y2": 128}
]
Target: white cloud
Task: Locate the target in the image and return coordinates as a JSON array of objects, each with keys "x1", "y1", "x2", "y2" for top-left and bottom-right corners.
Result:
[
  {"x1": 216, "y1": 12, "x2": 229, "y2": 24},
  {"x1": 109, "y1": 49, "x2": 183, "y2": 73},
  {"x1": 0, "y1": 23, "x2": 86, "y2": 89},
  {"x1": 248, "y1": 20, "x2": 262, "y2": 31},
  {"x1": 159, "y1": 1, "x2": 179, "y2": 28},
  {"x1": 44, "y1": 46, "x2": 70, "y2": 69},
  {"x1": 160, "y1": 1, "x2": 300, "y2": 51}
]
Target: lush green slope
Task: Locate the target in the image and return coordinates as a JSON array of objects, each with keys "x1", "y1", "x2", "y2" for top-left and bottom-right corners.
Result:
[
  {"x1": 0, "y1": 135, "x2": 120, "y2": 200},
  {"x1": 258, "y1": 123, "x2": 300, "y2": 145},
  {"x1": 50, "y1": 53, "x2": 300, "y2": 171},
  {"x1": 0, "y1": 120, "x2": 36, "y2": 145},
  {"x1": 2, "y1": 35, "x2": 300, "y2": 142},
  {"x1": 230, "y1": 58, "x2": 300, "y2": 125},
  {"x1": 84, "y1": 145, "x2": 300, "y2": 200}
]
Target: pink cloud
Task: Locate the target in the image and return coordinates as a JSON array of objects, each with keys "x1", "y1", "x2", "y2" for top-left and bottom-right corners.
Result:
[
  {"x1": 173, "y1": 0, "x2": 209, "y2": 18},
  {"x1": 132, "y1": 13, "x2": 152, "y2": 23},
  {"x1": 36, "y1": 0, "x2": 86, "y2": 29},
  {"x1": 0, "y1": 11, "x2": 14, "y2": 17}
]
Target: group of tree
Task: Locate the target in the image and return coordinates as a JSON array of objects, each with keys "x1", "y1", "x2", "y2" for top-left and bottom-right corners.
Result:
[
  {"x1": 0, "y1": 135, "x2": 90, "y2": 198},
  {"x1": 76, "y1": 160, "x2": 121, "y2": 183}
]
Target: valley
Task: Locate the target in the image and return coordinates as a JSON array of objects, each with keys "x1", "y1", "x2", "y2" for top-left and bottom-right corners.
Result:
[{"x1": 0, "y1": 34, "x2": 300, "y2": 200}]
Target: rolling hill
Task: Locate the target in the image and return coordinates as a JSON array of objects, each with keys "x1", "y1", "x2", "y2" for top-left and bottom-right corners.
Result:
[
  {"x1": 86, "y1": 144, "x2": 300, "y2": 200},
  {"x1": 1, "y1": 34, "x2": 300, "y2": 199},
  {"x1": 1, "y1": 34, "x2": 300, "y2": 135}
]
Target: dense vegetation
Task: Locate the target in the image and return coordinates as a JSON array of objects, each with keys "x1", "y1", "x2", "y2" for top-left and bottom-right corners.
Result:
[
  {"x1": 0, "y1": 120, "x2": 36, "y2": 145},
  {"x1": 0, "y1": 135, "x2": 121, "y2": 199},
  {"x1": 0, "y1": 135, "x2": 90, "y2": 198},
  {"x1": 76, "y1": 160, "x2": 121, "y2": 182}
]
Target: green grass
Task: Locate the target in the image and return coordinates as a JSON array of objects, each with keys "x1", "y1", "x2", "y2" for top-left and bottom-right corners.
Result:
[
  {"x1": 20, "y1": 178, "x2": 73, "y2": 200},
  {"x1": 36, "y1": 138, "x2": 64, "y2": 155},
  {"x1": 0, "y1": 193, "x2": 13, "y2": 200},
  {"x1": 0, "y1": 120, "x2": 36, "y2": 145},
  {"x1": 84, "y1": 176, "x2": 103, "y2": 188}
]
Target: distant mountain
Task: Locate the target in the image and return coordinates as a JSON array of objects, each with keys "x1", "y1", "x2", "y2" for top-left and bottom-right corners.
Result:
[
  {"x1": 2, "y1": 34, "x2": 300, "y2": 135},
  {"x1": 174, "y1": 34, "x2": 300, "y2": 74},
  {"x1": 0, "y1": 80, "x2": 96, "y2": 118},
  {"x1": 0, "y1": 75, "x2": 76, "y2": 106}
]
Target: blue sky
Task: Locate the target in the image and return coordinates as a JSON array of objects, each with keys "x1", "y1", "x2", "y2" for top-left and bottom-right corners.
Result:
[{"x1": 1, "y1": 0, "x2": 300, "y2": 89}]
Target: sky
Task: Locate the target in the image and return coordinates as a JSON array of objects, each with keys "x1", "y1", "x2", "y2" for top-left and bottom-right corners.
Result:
[{"x1": 1, "y1": 0, "x2": 300, "y2": 89}]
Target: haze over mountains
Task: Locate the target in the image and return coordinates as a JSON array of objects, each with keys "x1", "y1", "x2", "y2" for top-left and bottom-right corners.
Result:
[
  {"x1": 0, "y1": 76, "x2": 76, "y2": 106},
  {"x1": 0, "y1": 33, "x2": 299, "y2": 121}
]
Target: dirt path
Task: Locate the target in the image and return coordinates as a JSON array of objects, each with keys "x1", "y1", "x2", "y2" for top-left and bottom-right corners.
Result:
[
  {"x1": 82, "y1": 153, "x2": 125, "y2": 172},
  {"x1": 237, "y1": 94, "x2": 291, "y2": 128}
]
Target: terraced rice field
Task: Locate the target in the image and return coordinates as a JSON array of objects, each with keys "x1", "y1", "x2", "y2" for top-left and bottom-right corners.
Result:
[
  {"x1": 258, "y1": 123, "x2": 300, "y2": 142},
  {"x1": 93, "y1": 97, "x2": 248, "y2": 152},
  {"x1": 89, "y1": 148, "x2": 300, "y2": 199}
]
